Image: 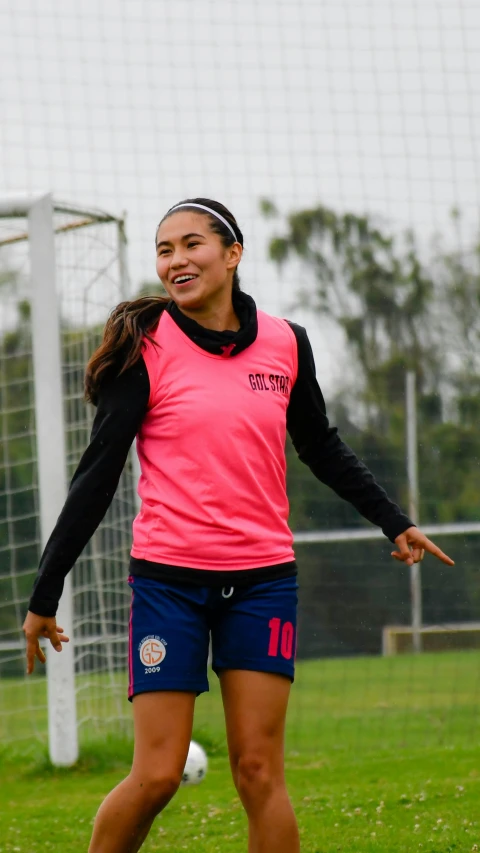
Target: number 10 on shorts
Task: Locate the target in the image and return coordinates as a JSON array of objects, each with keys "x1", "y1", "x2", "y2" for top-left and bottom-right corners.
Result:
[{"x1": 268, "y1": 617, "x2": 295, "y2": 660}]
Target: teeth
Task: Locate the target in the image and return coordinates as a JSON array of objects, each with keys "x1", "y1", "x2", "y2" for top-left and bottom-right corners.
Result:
[{"x1": 175, "y1": 275, "x2": 196, "y2": 284}]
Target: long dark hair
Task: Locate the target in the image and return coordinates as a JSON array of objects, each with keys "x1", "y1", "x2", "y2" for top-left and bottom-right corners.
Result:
[{"x1": 85, "y1": 198, "x2": 243, "y2": 404}]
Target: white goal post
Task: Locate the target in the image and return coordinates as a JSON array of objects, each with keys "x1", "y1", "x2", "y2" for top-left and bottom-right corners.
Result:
[
  {"x1": 30, "y1": 195, "x2": 77, "y2": 766},
  {"x1": 0, "y1": 194, "x2": 136, "y2": 765}
]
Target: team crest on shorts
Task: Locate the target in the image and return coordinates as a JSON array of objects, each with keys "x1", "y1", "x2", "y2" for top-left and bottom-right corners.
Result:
[{"x1": 138, "y1": 635, "x2": 167, "y2": 667}]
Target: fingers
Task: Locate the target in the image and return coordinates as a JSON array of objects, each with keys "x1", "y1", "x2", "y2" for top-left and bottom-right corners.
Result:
[
  {"x1": 26, "y1": 637, "x2": 39, "y2": 675},
  {"x1": 391, "y1": 533, "x2": 415, "y2": 565},
  {"x1": 392, "y1": 529, "x2": 454, "y2": 566},
  {"x1": 390, "y1": 547, "x2": 424, "y2": 566},
  {"x1": 26, "y1": 638, "x2": 47, "y2": 674},
  {"x1": 421, "y1": 536, "x2": 454, "y2": 566},
  {"x1": 23, "y1": 612, "x2": 70, "y2": 675},
  {"x1": 42, "y1": 625, "x2": 70, "y2": 651},
  {"x1": 25, "y1": 632, "x2": 69, "y2": 675},
  {"x1": 411, "y1": 546, "x2": 425, "y2": 563},
  {"x1": 50, "y1": 631, "x2": 67, "y2": 652},
  {"x1": 35, "y1": 642, "x2": 46, "y2": 665}
]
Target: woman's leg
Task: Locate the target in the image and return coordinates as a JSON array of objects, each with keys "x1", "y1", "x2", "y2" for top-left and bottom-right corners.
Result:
[
  {"x1": 88, "y1": 691, "x2": 195, "y2": 853},
  {"x1": 220, "y1": 669, "x2": 300, "y2": 853}
]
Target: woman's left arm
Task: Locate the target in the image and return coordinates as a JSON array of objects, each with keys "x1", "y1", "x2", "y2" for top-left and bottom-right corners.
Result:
[{"x1": 285, "y1": 322, "x2": 454, "y2": 566}]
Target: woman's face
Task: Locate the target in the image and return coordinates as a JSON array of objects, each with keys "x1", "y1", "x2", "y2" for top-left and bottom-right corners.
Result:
[{"x1": 155, "y1": 211, "x2": 241, "y2": 310}]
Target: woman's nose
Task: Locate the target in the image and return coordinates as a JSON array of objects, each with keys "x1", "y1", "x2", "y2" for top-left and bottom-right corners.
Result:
[{"x1": 170, "y1": 251, "x2": 188, "y2": 268}]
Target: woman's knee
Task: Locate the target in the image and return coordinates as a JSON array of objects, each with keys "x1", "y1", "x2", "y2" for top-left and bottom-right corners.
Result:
[
  {"x1": 233, "y1": 754, "x2": 281, "y2": 807},
  {"x1": 131, "y1": 768, "x2": 183, "y2": 814}
]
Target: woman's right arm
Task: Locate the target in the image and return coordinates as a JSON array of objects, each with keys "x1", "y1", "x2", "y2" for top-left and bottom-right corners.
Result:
[{"x1": 27, "y1": 356, "x2": 150, "y2": 619}]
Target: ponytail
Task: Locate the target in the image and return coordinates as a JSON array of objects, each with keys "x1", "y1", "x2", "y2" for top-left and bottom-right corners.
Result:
[{"x1": 84, "y1": 296, "x2": 168, "y2": 405}]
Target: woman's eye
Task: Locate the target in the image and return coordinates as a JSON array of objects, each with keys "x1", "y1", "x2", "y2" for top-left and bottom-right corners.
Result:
[{"x1": 157, "y1": 242, "x2": 198, "y2": 256}]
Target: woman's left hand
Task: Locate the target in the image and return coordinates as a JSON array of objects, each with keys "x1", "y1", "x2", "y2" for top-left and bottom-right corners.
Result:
[{"x1": 392, "y1": 526, "x2": 454, "y2": 566}]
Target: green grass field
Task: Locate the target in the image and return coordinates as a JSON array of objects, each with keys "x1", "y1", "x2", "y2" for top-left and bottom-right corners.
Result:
[{"x1": 1, "y1": 652, "x2": 480, "y2": 851}]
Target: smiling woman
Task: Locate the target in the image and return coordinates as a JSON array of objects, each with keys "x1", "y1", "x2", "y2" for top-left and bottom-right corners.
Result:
[
  {"x1": 22, "y1": 196, "x2": 453, "y2": 853},
  {"x1": 154, "y1": 199, "x2": 243, "y2": 329}
]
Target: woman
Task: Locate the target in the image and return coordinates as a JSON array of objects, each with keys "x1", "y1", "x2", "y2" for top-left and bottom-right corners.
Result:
[{"x1": 23, "y1": 198, "x2": 454, "y2": 853}]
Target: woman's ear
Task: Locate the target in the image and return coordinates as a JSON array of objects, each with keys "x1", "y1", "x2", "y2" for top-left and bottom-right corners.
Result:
[{"x1": 226, "y1": 242, "x2": 243, "y2": 270}]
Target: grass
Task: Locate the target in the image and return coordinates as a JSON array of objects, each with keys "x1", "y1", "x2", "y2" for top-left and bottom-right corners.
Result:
[{"x1": 1, "y1": 651, "x2": 480, "y2": 851}]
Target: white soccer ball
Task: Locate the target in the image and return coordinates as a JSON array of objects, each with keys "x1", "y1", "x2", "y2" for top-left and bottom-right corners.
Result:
[{"x1": 181, "y1": 740, "x2": 208, "y2": 786}]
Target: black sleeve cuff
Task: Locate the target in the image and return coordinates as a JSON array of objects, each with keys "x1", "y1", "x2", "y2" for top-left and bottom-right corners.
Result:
[
  {"x1": 28, "y1": 598, "x2": 60, "y2": 619},
  {"x1": 382, "y1": 516, "x2": 416, "y2": 543}
]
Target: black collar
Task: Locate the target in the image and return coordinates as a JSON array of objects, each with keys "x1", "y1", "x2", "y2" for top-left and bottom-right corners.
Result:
[{"x1": 167, "y1": 291, "x2": 258, "y2": 357}]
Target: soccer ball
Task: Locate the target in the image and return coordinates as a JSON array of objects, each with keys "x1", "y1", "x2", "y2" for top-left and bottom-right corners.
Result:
[{"x1": 181, "y1": 740, "x2": 208, "y2": 786}]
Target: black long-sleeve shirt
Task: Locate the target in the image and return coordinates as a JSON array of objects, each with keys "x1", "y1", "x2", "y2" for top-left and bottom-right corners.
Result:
[{"x1": 28, "y1": 296, "x2": 413, "y2": 617}]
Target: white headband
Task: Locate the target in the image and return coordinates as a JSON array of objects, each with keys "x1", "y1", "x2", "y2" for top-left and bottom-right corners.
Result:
[{"x1": 168, "y1": 203, "x2": 240, "y2": 244}]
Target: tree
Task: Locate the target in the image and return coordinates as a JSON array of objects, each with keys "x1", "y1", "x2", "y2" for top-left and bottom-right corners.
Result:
[
  {"x1": 261, "y1": 199, "x2": 443, "y2": 424},
  {"x1": 431, "y1": 227, "x2": 480, "y2": 424}
]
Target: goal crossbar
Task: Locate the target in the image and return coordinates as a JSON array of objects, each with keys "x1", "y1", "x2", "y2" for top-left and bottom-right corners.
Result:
[
  {"x1": 0, "y1": 195, "x2": 123, "y2": 222},
  {"x1": 293, "y1": 521, "x2": 480, "y2": 544}
]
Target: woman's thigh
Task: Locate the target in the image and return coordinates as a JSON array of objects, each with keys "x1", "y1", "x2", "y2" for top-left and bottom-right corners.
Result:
[
  {"x1": 131, "y1": 691, "x2": 196, "y2": 779},
  {"x1": 220, "y1": 669, "x2": 292, "y2": 776}
]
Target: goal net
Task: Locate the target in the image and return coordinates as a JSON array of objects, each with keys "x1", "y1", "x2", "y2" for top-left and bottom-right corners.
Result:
[{"x1": 0, "y1": 196, "x2": 137, "y2": 762}]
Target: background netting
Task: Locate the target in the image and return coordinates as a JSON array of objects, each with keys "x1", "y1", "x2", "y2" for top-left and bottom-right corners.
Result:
[
  {"x1": 0, "y1": 211, "x2": 137, "y2": 743},
  {"x1": 2, "y1": 0, "x2": 479, "y2": 360},
  {"x1": 1, "y1": 0, "x2": 480, "y2": 757}
]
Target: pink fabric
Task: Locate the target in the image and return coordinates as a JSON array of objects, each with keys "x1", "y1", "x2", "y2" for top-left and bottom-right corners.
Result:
[{"x1": 131, "y1": 309, "x2": 298, "y2": 571}]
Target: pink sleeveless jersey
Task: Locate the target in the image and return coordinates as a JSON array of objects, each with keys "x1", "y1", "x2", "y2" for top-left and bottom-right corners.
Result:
[{"x1": 131, "y1": 309, "x2": 298, "y2": 571}]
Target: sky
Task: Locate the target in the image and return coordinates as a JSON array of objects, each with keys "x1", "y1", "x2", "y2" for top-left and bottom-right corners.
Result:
[{"x1": 1, "y1": 0, "x2": 479, "y2": 394}]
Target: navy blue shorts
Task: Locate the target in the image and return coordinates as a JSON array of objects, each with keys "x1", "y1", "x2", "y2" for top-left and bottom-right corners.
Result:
[{"x1": 127, "y1": 574, "x2": 298, "y2": 699}]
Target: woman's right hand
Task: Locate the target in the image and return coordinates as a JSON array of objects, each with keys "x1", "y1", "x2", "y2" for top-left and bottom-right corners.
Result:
[{"x1": 22, "y1": 611, "x2": 70, "y2": 675}]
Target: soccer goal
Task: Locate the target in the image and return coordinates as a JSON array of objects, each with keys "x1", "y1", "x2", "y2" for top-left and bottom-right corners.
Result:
[
  {"x1": 382, "y1": 622, "x2": 480, "y2": 655},
  {"x1": 0, "y1": 195, "x2": 138, "y2": 765}
]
